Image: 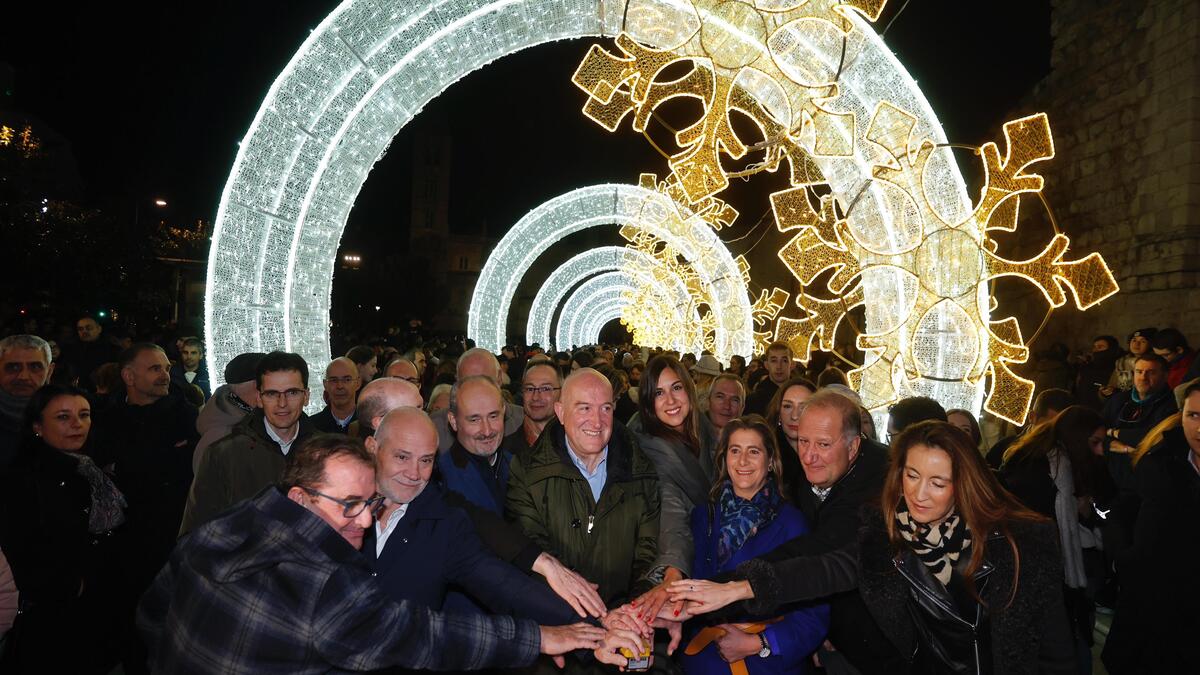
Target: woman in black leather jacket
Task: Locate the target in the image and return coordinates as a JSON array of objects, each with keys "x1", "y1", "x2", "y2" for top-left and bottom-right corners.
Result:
[{"x1": 857, "y1": 420, "x2": 1074, "y2": 674}]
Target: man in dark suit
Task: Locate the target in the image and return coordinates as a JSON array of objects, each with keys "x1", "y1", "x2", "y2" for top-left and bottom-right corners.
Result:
[{"x1": 364, "y1": 406, "x2": 584, "y2": 623}]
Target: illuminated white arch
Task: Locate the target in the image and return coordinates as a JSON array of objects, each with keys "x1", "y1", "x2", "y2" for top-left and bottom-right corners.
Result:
[
  {"x1": 205, "y1": 0, "x2": 977, "y2": 411},
  {"x1": 468, "y1": 183, "x2": 752, "y2": 363},
  {"x1": 556, "y1": 272, "x2": 636, "y2": 350},
  {"x1": 526, "y1": 246, "x2": 696, "y2": 351}
]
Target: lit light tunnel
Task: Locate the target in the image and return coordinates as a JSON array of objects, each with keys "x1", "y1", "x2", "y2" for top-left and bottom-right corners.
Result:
[
  {"x1": 526, "y1": 246, "x2": 698, "y2": 352},
  {"x1": 205, "y1": 0, "x2": 976, "y2": 411},
  {"x1": 555, "y1": 272, "x2": 637, "y2": 350}
]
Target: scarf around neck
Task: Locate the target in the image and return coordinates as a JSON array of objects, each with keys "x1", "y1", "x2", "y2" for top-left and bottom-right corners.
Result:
[
  {"x1": 0, "y1": 389, "x2": 28, "y2": 430},
  {"x1": 895, "y1": 500, "x2": 971, "y2": 586},
  {"x1": 61, "y1": 450, "x2": 127, "y2": 533},
  {"x1": 716, "y1": 479, "x2": 781, "y2": 566}
]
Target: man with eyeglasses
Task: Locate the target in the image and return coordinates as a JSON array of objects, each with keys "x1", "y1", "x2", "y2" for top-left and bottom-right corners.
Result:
[
  {"x1": 311, "y1": 357, "x2": 360, "y2": 434},
  {"x1": 383, "y1": 356, "x2": 421, "y2": 386},
  {"x1": 179, "y1": 350, "x2": 316, "y2": 535},
  {"x1": 507, "y1": 360, "x2": 562, "y2": 456},
  {"x1": 141, "y1": 433, "x2": 634, "y2": 673}
]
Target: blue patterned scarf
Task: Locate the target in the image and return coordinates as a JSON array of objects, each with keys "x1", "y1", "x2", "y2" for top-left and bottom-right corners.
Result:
[{"x1": 716, "y1": 479, "x2": 782, "y2": 566}]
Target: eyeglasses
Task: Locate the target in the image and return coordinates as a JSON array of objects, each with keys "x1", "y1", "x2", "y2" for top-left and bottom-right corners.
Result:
[
  {"x1": 398, "y1": 376, "x2": 421, "y2": 385},
  {"x1": 261, "y1": 388, "x2": 307, "y2": 402},
  {"x1": 302, "y1": 487, "x2": 385, "y2": 518},
  {"x1": 324, "y1": 376, "x2": 356, "y2": 386},
  {"x1": 523, "y1": 385, "x2": 561, "y2": 396}
]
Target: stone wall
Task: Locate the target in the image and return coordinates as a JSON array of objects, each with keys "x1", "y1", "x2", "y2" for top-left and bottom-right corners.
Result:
[{"x1": 1017, "y1": 0, "x2": 1200, "y2": 351}]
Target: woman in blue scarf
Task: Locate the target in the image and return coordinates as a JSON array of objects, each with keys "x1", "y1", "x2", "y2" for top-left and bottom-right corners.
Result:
[{"x1": 683, "y1": 414, "x2": 828, "y2": 675}]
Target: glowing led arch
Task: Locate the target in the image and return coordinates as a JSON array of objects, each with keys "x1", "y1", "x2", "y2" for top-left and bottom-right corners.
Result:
[
  {"x1": 555, "y1": 272, "x2": 636, "y2": 350},
  {"x1": 526, "y1": 246, "x2": 697, "y2": 351},
  {"x1": 205, "y1": 0, "x2": 978, "y2": 412},
  {"x1": 468, "y1": 183, "x2": 752, "y2": 362}
]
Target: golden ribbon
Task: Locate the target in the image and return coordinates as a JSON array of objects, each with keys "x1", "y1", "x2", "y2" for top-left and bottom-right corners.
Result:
[{"x1": 683, "y1": 618, "x2": 782, "y2": 675}]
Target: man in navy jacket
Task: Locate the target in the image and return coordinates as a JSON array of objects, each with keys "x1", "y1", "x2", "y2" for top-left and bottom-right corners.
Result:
[{"x1": 366, "y1": 406, "x2": 580, "y2": 623}]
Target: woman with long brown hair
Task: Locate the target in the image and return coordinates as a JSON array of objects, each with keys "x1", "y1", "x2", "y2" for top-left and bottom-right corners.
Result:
[
  {"x1": 763, "y1": 376, "x2": 816, "y2": 498},
  {"x1": 670, "y1": 420, "x2": 1075, "y2": 674},
  {"x1": 627, "y1": 354, "x2": 717, "y2": 621},
  {"x1": 861, "y1": 420, "x2": 1073, "y2": 673}
]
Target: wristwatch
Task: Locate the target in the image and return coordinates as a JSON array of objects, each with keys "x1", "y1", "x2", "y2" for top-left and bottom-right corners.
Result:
[{"x1": 757, "y1": 632, "x2": 771, "y2": 658}]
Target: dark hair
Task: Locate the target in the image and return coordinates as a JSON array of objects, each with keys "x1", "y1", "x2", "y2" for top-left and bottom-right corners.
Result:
[
  {"x1": 816, "y1": 367, "x2": 849, "y2": 388},
  {"x1": 1002, "y1": 405, "x2": 1106, "y2": 495},
  {"x1": 1031, "y1": 388, "x2": 1074, "y2": 419},
  {"x1": 91, "y1": 362, "x2": 123, "y2": 394},
  {"x1": 523, "y1": 358, "x2": 561, "y2": 383},
  {"x1": 888, "y1": 396, "x2": 947, "y2": 433},
  {"x1": 20, "y1": 384, "x2": 91, "y2": 446},
  {"x1": 1151, "y1": 328, "x2": 1189, "y2": 353},
  {"x1": 345, "y1": 345, "x2": 375, "y2": 366},
  {"x1": 637, "y1": 354, "x2": 702, "y2": 455},
  {"x1": 764, "y1": 341, "x2": 793, "y2": 358},
  {"x1": 1133, "y1": 353, "x2": 1170, "y2": 372},
  {"x1": 1092, "y1": 335, "x2": 1120, "y2": 352},
  {"x1": 884, "y1": 421, "x2": 1046, "y2": 607},
  {"x1": 256, "y1": 351, "x2": 309, "y2": 389},
  {"x1": 180, "y1": 337, "x2": 204, "y2": 352},
  {"x1": 764, "y1": 375, "x2": 817, "y2": 426},
  {"x1": 118, "y1": 342, "x2": 165, "y2": 370},
  {"x1": 945, "y1": 408, "x2": 983, "y2": 446},
  {"x1": 281, "y1": 433, "x2": 373, "y2": 490},
  {"x1": 571, "y1": 350, "x2": 594, "y2": 369},
  {"x1": 709, "y1": 415, "x2": 784, "y2": 501}
]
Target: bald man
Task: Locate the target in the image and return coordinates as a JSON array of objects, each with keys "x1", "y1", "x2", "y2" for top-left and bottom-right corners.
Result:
[
  {"x1": 430, "y1": 348, "x2": 524, "y2": 451},
  {"x1": 311, "y1": 357, "x2": 360, "y2": 433},
  {"x1": 350, "y1": 377, "x2": 422, "y2": 439},
  {"x1": 440, "y1": 376, "x2": 513, "y2": 514},
  {"x1": 364, "y1": 407, "x2": 580, "y2": 624},
  {"x1": 384, "y1": 358, "x2": 421, "y2": 387}
]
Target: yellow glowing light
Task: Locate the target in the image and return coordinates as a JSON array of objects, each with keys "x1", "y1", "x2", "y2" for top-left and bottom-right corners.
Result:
[{"x1": 575, "y1": 1, "x2": 1119, "y2": 425}]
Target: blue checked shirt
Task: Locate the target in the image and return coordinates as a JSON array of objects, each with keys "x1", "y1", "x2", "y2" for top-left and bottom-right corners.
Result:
[{"x1": 138, "y1": 486, "x2": 540, "y2": 674}]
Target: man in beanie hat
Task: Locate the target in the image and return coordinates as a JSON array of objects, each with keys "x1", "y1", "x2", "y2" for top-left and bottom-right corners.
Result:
[
  {"x1": 192, "y1": 352, "x2": 265, "y2": 471},
  {"x1": 1102, "y1": 328, "x2": 1156, "y2": 399}
]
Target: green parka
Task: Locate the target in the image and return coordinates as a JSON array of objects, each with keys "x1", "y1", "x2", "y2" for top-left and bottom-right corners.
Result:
[{"x1": 505, "y1": 418, "x2": 660, "y2": 605}]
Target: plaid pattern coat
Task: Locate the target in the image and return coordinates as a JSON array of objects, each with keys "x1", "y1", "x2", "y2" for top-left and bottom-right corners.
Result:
[{"x1": 138, "y1": 486, "x2": 540, "y2": 674}]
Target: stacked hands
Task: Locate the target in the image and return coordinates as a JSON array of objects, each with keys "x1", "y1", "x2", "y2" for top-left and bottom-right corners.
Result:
[{"x1": 537, "y1": 558, "x2": 752, "y2": 668}]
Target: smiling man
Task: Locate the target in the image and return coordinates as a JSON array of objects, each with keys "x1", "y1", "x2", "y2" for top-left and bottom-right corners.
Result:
[
  {"x1": 180, "y1": 350, "x2": 316, "y2": 535},
  {"x1": 705, "y1": 373, "x2": 745, "y2": 434},
  {"x1": 441, "y1": 375, "x2": 511, "y2": 514},
  {"x1": 365, "y1": 407, "x2": 580, "y2": 624},
  {"x1": 508, "y1": 361, "x2": 562, "y2": 455},
  {"x1": 141, "y1": 433, "x2": 615, "y2": 673}
]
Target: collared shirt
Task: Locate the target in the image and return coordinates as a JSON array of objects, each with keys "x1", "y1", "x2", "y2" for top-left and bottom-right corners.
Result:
[
  {"x1": 565, "y1": 437, "x2": 608, "y2": 502},
  {"x1": 184, "y1": 370, "x2": 197, "y2": 384},
  {"x1": 375, "y1": 503, "x2": 409, "y2": 557},
  {"x1": 263, "y1": 418, "x2": 298, "y2": 455},
  {"x1": 332, "y1": 409, "x2": 354, "y2": 430},
  {"x1": 1191, "y1": 450, "x2": 1200, "y2": 477}
]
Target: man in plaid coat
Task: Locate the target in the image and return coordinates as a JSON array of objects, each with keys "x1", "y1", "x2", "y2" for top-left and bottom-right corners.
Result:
[{"x1": 138, "y1": 433, "x2": 627, "y2": 674}]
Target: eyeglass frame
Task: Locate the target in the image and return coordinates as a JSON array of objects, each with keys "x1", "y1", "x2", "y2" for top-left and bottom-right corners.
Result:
[
  {"x1": 301, "y1": 487, "x2": 385, "y2": 518},
  {"x1": 522, "y1": 385, "x2": 561, "y2": 396},
  {"x1": 260, "y1": 387, "x2": 308, "y2": 402}
]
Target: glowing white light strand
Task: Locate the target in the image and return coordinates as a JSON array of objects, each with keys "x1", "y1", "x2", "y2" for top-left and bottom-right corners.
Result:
[
  {"x1": 206, "y1": 0, "x2": 978, "y2": 413},
  {"x1": 526, "y1": 246, "x2": 697, "y2": 351},
  {"x1": 555, "y1": 272, "x2": 637, "y2": 349}
]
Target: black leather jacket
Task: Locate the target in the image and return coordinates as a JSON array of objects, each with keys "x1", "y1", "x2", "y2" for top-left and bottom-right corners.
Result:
[{"x1": 894, "y1": 534, "x2": 997, "y2": 674}]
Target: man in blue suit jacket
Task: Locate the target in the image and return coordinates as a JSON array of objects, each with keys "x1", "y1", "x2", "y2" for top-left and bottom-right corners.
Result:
[
  {"x1": 366, "y1": 406, "x2": 579, "y2": 624},
  {"x1": 439, "y1": 376, "x2": 512, "y2": 514}
]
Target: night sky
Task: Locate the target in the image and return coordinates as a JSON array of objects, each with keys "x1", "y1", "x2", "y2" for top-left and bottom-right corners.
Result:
[{"x1": 1, "y1": 1, "x2": 1052, "y2": 287}]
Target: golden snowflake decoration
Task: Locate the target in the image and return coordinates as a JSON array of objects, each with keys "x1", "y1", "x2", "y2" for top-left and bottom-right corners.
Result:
[{"x1": 572, "y1": 0, "x2": 1119, "y2": 424}]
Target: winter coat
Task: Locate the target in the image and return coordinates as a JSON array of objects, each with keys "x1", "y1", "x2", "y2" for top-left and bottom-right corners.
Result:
[
  {"x1": 0, "y1": 442, "x2": 127, "y2": 672},
  {"x1": 138, "y1": 487, "x2": 540, "y2": 674},
  {"x1": 506, "y1": 418, "x2": 659, "y2": 605},
  {"x1": 310, "y1": 405, "x2": 355, "y2": 434},
  {"x1": 856, "y1": 509, "x2": 1075, "y2": 675},
  {"x1": 169, "y1": 361, "x2": 211, "y2": 400},
  {"x1": 437, "y1": 439, "x2": 513, "y2": 515},
  {"x1": 192, "y1": 384, "x2": 255, "y2": 472},
  {"x1": 627, "y1": 412, "x2": 717, "y2": 577},
  {"x1": 685, "y1": 498, "x2": 829, "y2": 675},
  {"x1": 91, "y1": 392, "x2": 197, "y2": 586},
  {"x1": 363, "y1": 481, "x2": 576, "y2": 625},
  {"x1": 1102, "y1": 428, "x2": 1200, "y2": 674},
  {"x1": 178, "y1": 409, "x2": 314, "y2": 535}
]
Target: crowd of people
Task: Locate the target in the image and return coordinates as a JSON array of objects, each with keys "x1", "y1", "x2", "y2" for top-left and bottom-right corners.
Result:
[{"x1": 0, "y1": 315, "x2": 1196, "y2": 674}]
